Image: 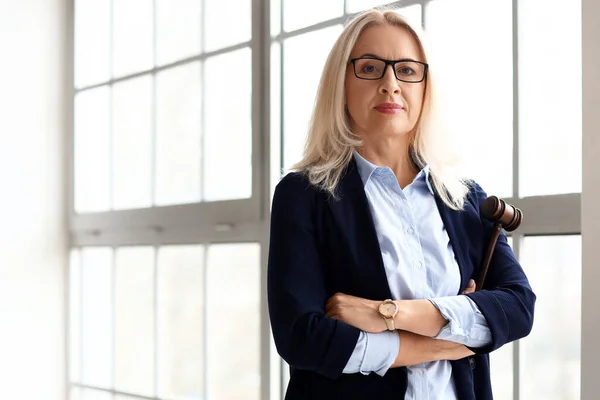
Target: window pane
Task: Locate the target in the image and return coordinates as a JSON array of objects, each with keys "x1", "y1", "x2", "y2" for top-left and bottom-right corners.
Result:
[
  {"x1": 490, "y1": 342, "x2": 513, "y2": 400},
  {"x1": 520, "y1": 236, "x2": 581, "y2": 400},
  {"x1": 427, "y1": 0, "x2": 513, "y2": 198},
  {"x1": 155, "y1": 62, "x2": 202, "y2": 206},
  {"x1": 271, "y1": 42, "x2": 282, "y2": 202},
  {"x1": 283, "y1": 26, "x2": 343, "y2": 169},
  {"x1": 346, "y1": 0, "x2": 392, "y2": 13},
  {"x1": 282, "y1": 360, "x2": 290, "y2": 399},
  {"x1": 491, "y1": 236, "x2": 513, "y2": 400},
  {"x1": 74, "y1": 86, "x2": 111, "y2": 213},
  {"x1": 269, "y1": 332, "x2": 282, "y2": 400},
  {"x1": 207, "y1": 243, "x2": 260, "y2": 400},
  {"x1": 397, "y1": 4, "x2": 421, "y2": 25},
  {"x1": 156, "y1": 0, "x2": 202, "y2": 66},
  {"x1": 115, "y1": 247, "x2": 155, "y2": 396},
  {"x1": 112, "y1": 0, "x2": 153, "y2": 77},
  {"x1": 74, "y1": 0, "x2": 110, "y2": 87},
  {"x1": 518, "y1": 0, "x2": 582, "y2": 196},
  {"x1": 80, "y1": 388, "x2": 112, "y2": 400},
  {"x1": 112, "y1": 75, "x2": 153, "y2": 210},
  {"x1": 69, "y1": 250, "x2": 81, "y2": 383},
  {"x1": 271, "y1": 0, "x2": 281, "y2": 37},
  {"x1": 283, "y1": 0, "x2": 343, "y2": 32},
  {"x1": 204, "y1": 48, "x2": 252, "y2": 201},
  {"x1": 347, "y1": 0, "x2": 422, "y2": 18},
  {"x1": 70, "y1": 387, "x2": 81, "y2": 400},
  {"x1": 81, "y1": 248, "x2": 113, "y2": 388},
  {"x1": 205, "y1": 0, "x2": 251, "y2": 51},
  {"x1": 157, "y1": 246, "x2": 205, "y2": 399}
]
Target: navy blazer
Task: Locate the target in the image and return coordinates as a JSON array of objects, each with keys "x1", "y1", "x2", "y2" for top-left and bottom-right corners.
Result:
[{"x1": 267, "y1": 159, "x2": 536, "y2": 400}]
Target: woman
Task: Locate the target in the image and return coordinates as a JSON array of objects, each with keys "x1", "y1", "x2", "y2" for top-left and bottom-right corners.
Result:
[{"x1": 267, "y1": 8, "x2": 535, "y2": 400}]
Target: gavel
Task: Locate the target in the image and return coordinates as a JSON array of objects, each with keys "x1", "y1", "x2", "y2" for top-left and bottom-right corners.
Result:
[{"x1": 475, "y1": 195, "x2": 523, "y2": 291}]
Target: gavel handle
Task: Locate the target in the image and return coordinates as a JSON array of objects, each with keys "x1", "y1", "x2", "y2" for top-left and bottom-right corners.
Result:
[{"x1": 475, "y1": 223, "x2": 503, "y2": 291}]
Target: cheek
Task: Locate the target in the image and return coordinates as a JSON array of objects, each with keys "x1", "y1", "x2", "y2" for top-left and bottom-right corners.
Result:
[
  {"x1": 345, "y1": 86, "x2": 365, "y2": 121},
  {"x1": 406, "y1": 87, "x2": 425, "y2": 114},
  {"x1": 346, "y1": 81, "x2": 372, "y2": 111}
]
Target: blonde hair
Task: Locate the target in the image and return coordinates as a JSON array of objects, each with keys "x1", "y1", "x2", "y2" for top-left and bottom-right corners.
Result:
[{"x1": 290, "y1": 8, "x2": 470, "y2": 210}]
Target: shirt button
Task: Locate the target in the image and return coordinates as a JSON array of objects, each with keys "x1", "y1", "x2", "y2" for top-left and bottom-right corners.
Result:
[
  {"x1": 407, "y1": 227, "x2": 414, "y2": 235},
  {"x1": 415, "y1": 261, "x2": 423, "y2": 269},
  {"x1": 418, "y1": 369, "x2": 425, "y2": 375}
]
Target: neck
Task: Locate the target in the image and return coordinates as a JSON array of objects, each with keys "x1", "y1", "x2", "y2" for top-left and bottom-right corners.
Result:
[{"x1": 356, "y1": 136, "x2": 419, "y2": 189}]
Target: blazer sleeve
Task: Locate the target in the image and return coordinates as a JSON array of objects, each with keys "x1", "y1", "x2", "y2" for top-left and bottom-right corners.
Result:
[
  {"x1": 267, "y1": 173, "x2": 361, "y2": 379},
  {"x1": 464, "y1": 181, "x2": 537, "y2": 354}
]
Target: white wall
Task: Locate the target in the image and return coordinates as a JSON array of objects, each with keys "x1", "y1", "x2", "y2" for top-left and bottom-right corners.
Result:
[
  {"x1": 0, "y1": 1, "x2": 67, "y2": 399},
  {"x1": 582, "y1": 0, "x2": 600, "y2": 399}
]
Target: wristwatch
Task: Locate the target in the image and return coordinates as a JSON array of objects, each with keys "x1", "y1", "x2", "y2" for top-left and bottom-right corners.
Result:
[{"x1": 378, "y1": 299, "x2": 399, "y2": 331}]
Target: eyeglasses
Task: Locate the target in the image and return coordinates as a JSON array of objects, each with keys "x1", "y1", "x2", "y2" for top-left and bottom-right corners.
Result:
[{"x1": 349, "y1": 56, "x2": 428, "y2": 83}]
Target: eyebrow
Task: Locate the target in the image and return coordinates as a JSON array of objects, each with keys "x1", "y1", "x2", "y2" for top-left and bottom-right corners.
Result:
[{"x1": 356, "y1": 53, "x2": 419, "y2": 62}]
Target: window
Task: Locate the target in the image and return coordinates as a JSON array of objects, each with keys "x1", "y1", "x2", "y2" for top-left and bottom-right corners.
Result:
[
  {"x1": 69, "y1": 244, "x2": 261, "y2": 399},
  {"x1": 520, "y1": 236, "x2": 581, "y2": 400},
  {"x1": 69, "y1": 0, "x2": 265, "y2": 399},
  {"x1": 427, "y1": 0, "x2": 513, "y2": 198},
  {"x1": 270, "y1": 0, "x2": 582, "y2": 398},
  {"x1": 424, "y1": 1, "x2": 582, "y2": 399},
  {"x1": 518, "y1": 0, "x2": 582, "y2": 197},
  {"x1": 70, "y1": 0, "x2": 582, "y2": 399},
  {"x1": 71, "y1": 0, "x2": 259, "y2": 222}
]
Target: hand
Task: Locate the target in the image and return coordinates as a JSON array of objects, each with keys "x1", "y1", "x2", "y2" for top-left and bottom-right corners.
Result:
[
  {"x1": 462, "y1": 279, "x2": 476, "y2": 295},
  {"x1": 325, "y1": 293, "x2": 386, "y2": 333}
]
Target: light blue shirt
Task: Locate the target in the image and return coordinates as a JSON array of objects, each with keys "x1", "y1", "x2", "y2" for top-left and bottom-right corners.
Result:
[{"x1": 343, "y1": 150, "x2": 492, "y2": 399}]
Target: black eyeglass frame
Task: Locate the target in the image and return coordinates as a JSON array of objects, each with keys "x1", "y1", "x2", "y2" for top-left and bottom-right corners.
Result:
[{"x1": 348, "y1": 56, "x2": 429, "y2": 83}]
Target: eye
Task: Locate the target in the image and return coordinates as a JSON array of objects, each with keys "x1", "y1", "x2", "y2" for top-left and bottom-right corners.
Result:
[
  {"x1": 396, "y1": 66, "x2": 416, "y2": 76},
  {"x1": 361, "y1": 63, "x2": 381, "y2": 74},
  {"x1": 364, "y1": 65, "x2": 376, "y2": 73}
]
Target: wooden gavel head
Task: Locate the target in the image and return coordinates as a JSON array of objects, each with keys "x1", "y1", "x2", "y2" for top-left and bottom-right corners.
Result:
[{"x1": 479, "y1": 195, "x2": 523, "y2": 232}]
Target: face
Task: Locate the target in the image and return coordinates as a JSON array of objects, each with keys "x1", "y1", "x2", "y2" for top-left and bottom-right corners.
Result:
[{"x1": 345, "y1": 24, "x2": 426, "y2": 141}]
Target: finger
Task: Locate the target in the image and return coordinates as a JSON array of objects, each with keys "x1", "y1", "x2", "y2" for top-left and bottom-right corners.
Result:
[
  {"x1": 325, "y1": 297, "x2": 335, "y2": 311},
  {"x1": 326, "y1": 304, "x2": 336, "y2": 316},
  {"x1": 462, "y1": 279, "x2": 476, "y2": 294}
]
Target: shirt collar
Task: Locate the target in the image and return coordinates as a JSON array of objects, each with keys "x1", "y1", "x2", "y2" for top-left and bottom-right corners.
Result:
[{"x1": 352, "y1": 149, "x2": 434, "y2": 195}]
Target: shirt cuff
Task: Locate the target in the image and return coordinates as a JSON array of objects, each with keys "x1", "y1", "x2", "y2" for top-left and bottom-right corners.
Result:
[
  {"x1": 429, "y1": 295, "x2": 492, "y2": 348},
  {"x1": 361, "y1": 331, "x2": 399, "y2": 376},
  {"x1": 342, "y1": 330, "x2": 399, "y2": 376}
]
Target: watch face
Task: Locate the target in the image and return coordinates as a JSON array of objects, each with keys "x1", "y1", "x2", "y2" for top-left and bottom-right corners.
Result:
[{"x1": 379, "y1": 302, "x2": 397, "y2": 318}]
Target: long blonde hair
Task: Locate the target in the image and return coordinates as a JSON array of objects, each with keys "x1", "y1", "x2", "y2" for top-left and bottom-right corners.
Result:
[{"x1": 290, "y1": 8, "x2": 470, "y2": 210}]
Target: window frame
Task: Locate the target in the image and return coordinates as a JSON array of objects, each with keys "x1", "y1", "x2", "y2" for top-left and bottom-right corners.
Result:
[{"x1": 65, "y1": 0, "x2": 583, "y2": 400}]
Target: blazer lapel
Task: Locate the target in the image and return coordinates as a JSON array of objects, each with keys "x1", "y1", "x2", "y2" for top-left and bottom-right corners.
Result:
[
  {"x1": 434, "y1": 193, "x2": 473, "y2": 292},
  {"x1": 326, "y1": 159, "x2": 393, "y2": 300}
]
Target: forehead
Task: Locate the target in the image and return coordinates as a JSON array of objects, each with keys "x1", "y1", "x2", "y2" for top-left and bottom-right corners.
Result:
[{"x1": 350, "y1": 24, "x2": 422, "y2": 60}]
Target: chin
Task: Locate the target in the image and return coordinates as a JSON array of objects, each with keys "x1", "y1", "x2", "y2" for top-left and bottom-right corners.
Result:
[{"x1": 368, "y1": 121, "x2": 414, "y2": 138}]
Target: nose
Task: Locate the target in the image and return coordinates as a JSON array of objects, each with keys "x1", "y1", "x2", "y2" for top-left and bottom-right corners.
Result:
[{"x1": 378, "y1": 64, "x2": 401, "y2": 95}]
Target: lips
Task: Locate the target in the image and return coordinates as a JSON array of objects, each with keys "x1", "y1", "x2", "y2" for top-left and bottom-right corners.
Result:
[
  {"x1": 374, "y1": 102, "x2": 404, "y2": 114},
  {"x1": 375, "y1": 102, "x2": 403, "y2": 110}
]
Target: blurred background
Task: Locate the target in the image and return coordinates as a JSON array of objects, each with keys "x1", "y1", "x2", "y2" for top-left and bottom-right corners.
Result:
[{"x1": 0, "y1": 0, "x2": 599, "y2": 399}]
